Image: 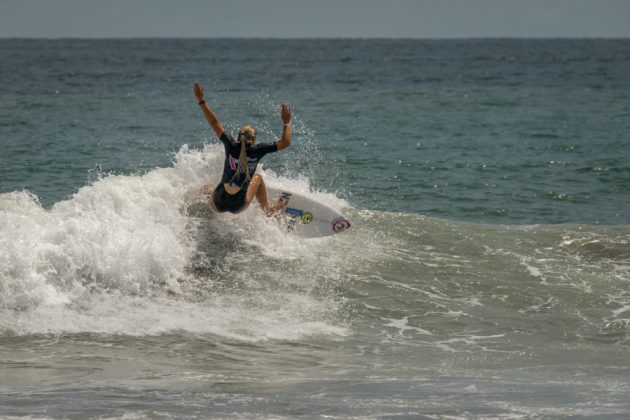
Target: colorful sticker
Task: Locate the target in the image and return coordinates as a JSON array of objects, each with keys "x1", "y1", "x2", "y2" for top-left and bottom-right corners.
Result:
[
  {"x1": 301, "y1": 212, "x2": 313, "y2": 224},
  {"x1": 285, "y1": 207, "x2": 303, "y2": 218},
  {"x1": 332, "y1": 217, "x2": 351, "y2": 233}
]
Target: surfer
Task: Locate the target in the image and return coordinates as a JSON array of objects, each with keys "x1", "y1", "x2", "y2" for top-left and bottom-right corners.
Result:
[{"x1": 194, "y1": 82, "x2": 291, "y2": 215}]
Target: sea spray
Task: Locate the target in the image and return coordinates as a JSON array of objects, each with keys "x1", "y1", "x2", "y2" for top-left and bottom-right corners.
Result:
[{"x1": 1, "y1": 145, "x2": 351, "y2": 339}]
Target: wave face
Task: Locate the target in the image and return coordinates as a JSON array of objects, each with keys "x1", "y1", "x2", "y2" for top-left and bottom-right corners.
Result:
[
  {"x1": 348, "y1": 211, "x2": 630, "y2": 349},
  {"x1": 1, "y1": 145, "x2": 629, "y2": 417},
  {"x1": 2, "y1": 145, "x2": 629, "y2": 345}
]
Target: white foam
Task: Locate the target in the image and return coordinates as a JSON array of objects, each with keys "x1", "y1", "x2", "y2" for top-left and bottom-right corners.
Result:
[
  {"x1": 612, "y1": 305, "x2": 630, "y2": 317},
  {"x1": 0, "y1": 145, "x2": 351, "y2": 340},
  {"x1": 384, "y1": 317, "x2": 432, "y2": 336}
]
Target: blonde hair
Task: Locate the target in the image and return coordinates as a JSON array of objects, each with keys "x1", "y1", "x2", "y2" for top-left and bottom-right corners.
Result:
[{"x1": 232, "y1": 125, "x2": 256, "y2": 185}]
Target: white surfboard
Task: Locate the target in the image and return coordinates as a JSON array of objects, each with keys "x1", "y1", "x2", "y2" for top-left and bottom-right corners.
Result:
[
  {"x1": 266, "y1": 186, "x2": 351, "y2": 238},
  {"x1": 184, "y1": 187, "x2": 351, "y2": 238}
]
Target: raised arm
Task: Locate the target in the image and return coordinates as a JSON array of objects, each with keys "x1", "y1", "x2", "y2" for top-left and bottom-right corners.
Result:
[
  {"x1": 194, "y1": 82, "x2": 224, "y2": 138},
  {"x1": 275, "y1": 104, "x2": 292, "y2": 151}
]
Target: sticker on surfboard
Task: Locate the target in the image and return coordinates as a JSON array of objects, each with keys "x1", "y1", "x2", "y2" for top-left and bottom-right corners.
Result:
[{"x1": 267, "y1": 187, "x2": 351, "y2": 238}]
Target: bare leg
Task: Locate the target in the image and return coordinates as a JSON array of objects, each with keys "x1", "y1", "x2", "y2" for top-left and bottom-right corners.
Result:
[{"x1": 246, "y1": 174, "x2": 285, "y2": 216}]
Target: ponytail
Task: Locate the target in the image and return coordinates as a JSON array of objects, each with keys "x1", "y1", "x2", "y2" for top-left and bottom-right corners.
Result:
[
  {"x1": 236, "y1": 136, "x2": 251, "y2": 182},
  {"x1": 231, "y1": 125, "x2": 256, "y2": 186}
]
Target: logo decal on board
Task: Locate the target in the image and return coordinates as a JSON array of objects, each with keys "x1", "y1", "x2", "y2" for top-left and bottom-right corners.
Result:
[
  {"x1": 331, "y1": 217, "x2": 351, "y2": 233},
  {"x1": 279, "y1": 192, "x2": 292, "y2": 206},
  {"x1": 300, "y1": 212, "x2": 313, "y2": 224},
  {"x1": 285, "y1": 207, "x2": 303, "y2": 218}
]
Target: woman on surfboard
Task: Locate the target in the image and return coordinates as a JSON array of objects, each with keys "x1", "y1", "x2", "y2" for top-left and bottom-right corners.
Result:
[{"x1": 194, "y1": 82, "x2": 291, "y2": 215}]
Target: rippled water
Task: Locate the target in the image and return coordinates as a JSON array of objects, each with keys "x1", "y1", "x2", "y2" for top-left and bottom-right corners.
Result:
[{"x1": 1, "y1": 39, "x2": 629, "y2": 418}]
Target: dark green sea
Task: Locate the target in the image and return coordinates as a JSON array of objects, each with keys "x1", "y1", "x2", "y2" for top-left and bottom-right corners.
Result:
[{"x1": 1, "y1": 39, "x2": 630, "y2": 418}]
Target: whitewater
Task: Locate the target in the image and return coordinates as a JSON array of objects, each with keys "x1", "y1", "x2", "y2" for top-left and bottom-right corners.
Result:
[
  {"x1": 2, "y1": 38, "x2": 630, "y2": 418},
  {"x1": 1, "y1": 144, "x2": 351, "y2": 339},
  {"x1": 3, "y1": 145, "x2": 629, "y2": 418}
]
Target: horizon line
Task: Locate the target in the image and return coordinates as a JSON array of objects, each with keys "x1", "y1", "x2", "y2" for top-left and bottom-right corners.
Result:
[{"x1": 2, "y1": 35, "x2": 629, "y2": 41}]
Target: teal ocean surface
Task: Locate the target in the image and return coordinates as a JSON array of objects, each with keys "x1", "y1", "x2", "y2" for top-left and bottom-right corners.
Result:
[{"x1": 1, "y1": 39, "x2": 630, "y2": 418}]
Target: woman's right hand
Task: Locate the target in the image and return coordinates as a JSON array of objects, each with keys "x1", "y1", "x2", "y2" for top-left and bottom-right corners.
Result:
[
  {"x1": 281, "y1": 104, "x2": 291, "y2": 124},
  {"x1": 276, "y1": 104, "x2": 292, "y2": 151},
  {"x1": 194, "y1": 82, "x2": 204, "y2": 102}
]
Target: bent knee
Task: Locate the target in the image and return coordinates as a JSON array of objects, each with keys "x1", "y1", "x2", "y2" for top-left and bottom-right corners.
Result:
[{"x1": 249, "y1": 173, "x2": 265, "y2": 188}]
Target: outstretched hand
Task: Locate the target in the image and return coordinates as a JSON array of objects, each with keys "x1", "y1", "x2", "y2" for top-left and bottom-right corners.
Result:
[
  {"x1": 193, "y1": 82, "x2": 204, "y2": 102},
  {"x1": 281, "y1": 104, "x2": 291, "y2": 124},
  {"x1": 275, "y1": 104, "x2": 292, "y2": 151},
  {"x1": 193, "y1": 82, "x2": 224, "y2": 138}
]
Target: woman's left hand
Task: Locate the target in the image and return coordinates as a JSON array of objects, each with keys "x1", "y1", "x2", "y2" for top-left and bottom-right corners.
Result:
[{"x1": 194, "y1": 82, "x2": 205, "y2": 102}]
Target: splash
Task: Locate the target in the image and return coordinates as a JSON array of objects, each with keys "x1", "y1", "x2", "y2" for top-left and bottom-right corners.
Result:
[{"x1": 0, "y1": 145, "x2": 351, "y2": 340}]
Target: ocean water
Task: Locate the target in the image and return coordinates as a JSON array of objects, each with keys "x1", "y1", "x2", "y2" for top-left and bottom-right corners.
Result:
[{"x1": 1, "y1": 39, "x2": 630, "y2": 418}]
